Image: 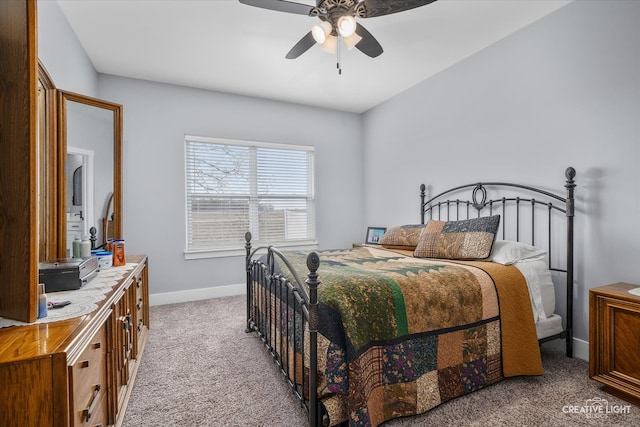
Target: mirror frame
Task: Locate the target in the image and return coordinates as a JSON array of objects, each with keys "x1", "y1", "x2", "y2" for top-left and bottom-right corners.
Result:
[
  {"x1": 56, "y1": 90, "x2": 123, "y2": 257},
  {"x1": 37, "y1": 60, "x2": 58, "y2": 262}
]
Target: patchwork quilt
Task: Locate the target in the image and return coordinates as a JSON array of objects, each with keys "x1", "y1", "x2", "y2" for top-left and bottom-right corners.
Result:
[{"x1": 250, "y1": 246, "x2": 542, "y2": 427}]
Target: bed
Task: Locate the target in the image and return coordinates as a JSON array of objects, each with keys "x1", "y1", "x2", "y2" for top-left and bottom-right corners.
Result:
[{"x1": 244, "y1": 167, "x2": 576, "y2": 427}]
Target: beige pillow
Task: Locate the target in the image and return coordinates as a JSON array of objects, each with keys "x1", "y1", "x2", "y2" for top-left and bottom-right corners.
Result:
[{"x1": 379, "y1": 224, "x2": 425, "y2": 250}]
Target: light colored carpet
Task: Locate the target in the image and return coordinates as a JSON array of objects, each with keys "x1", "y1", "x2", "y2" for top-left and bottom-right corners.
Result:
[{"x1": 123, "y1": 295, "x2": 640, "y2": 427}]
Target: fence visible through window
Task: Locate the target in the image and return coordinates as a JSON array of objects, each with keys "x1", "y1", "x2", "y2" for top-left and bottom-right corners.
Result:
[{"x1": 185, "y1": 136, "x2": 315, "y2": 252}]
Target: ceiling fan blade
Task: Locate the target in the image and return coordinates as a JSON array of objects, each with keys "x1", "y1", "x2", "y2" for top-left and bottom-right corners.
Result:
[
  {"x1": 285, "y1": 31, "x2": 317, "y2": 59},
  {"x1": 361, "y1": 0, "x2": 437, "y2": 18},
  {"x1": 238, "y1": 0, "x2": 314, "y2": 16},
  {"x1": 354, "y1": 23, "x2": 383, "y2": 58}
]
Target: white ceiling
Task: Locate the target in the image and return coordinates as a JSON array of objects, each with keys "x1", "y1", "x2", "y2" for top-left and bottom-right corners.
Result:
[{"x1": 57, "y1": 0, "x2": 571, "y2": 113}]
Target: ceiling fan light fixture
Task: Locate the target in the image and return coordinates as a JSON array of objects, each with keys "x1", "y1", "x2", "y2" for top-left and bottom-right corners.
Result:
[
  {"x1": 343, "y1": 32, "x2": 363, "y2": 50},
  {"x1": 337, "y1": 15, "x2": 356, "y2": 38},
  {"x1": 321, "y1": 34, "x2": 338, "y2": 54},
  {"x1": 311, "y1": 21, "x2": 332, "y2": 44}
]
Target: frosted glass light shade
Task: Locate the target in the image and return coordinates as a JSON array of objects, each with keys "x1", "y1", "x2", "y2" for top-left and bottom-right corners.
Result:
[
  {"x1": 337, "y1": 15, "x2": 356, "y2": 38},
  {"x1": 343, "y1": 32, "x2": 363, "y2": 50},
  {"x1": 321, "y1": 35, "x2": 338, "y2": 54},
  {"x1": 311, "y1": 21, "x2": 332, "y2": 44}
]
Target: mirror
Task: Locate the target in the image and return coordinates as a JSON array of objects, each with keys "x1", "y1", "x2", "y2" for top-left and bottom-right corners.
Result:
[{"x1": 57, "y1": 90, "x2": 122, "y2": 256}]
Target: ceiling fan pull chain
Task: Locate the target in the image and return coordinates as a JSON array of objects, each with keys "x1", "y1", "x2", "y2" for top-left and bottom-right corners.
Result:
[{"x1": 337, "y1": 35, "x2": 342, "y2": 75}]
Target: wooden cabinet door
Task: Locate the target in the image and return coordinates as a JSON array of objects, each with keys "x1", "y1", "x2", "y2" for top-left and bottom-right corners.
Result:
[
  {"x1": 0, "y1": 358, "x2": 54, "y2": 427},
  {"x1": 590, "y1": 284, "x2": 640, "y2": 403}
]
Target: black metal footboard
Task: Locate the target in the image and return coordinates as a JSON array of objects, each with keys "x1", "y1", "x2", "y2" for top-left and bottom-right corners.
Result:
[{"x1": 244, "y1": 232, "x2": 323, "y2": 427}]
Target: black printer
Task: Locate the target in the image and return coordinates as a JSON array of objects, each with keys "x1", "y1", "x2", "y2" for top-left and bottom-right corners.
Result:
[{"x1": 39, "y1": 257, "x2": 98, "y2": 293}]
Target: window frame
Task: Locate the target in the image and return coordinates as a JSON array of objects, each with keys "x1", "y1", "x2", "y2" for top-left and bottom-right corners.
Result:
[{"x1": 183, "y1": 135, "x2": 317, "y2": 259}]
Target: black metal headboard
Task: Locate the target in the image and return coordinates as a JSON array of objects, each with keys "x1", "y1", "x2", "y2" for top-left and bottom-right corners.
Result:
[{"x1": 419, "y1": 167, "x2": 576, "y2": 357}]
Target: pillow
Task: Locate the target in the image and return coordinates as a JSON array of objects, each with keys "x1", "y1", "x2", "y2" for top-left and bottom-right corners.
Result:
[
  {"x1": 413, "y1": 215, "x2": 500, "y2": 260},
  {"x1": 488, "y1": 240, "x2": 547, "y2": 265},
  {"x1": 379, "y1": 224, "x2": 425, "y2": 249}
]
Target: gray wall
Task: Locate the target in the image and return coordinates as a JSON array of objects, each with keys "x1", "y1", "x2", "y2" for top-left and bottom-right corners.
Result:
[
  {"x1": 38, "y1": 0, "x2": 97, "y2": 96},
  {"x1": 362, "y1": 0, "x2": 640, "y2": 344},
  {"x1": 98, "y1": 75, "x2": 363, "y2": 294}
]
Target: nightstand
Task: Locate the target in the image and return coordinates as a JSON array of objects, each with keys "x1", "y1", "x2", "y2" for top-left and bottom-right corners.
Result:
[{"x1": 590, "y1": 283, "x2": 640, "y2": 405}]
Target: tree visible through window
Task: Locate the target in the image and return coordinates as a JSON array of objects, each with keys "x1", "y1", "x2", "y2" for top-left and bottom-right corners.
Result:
[{"x1": 185, "y1": 135, "x2": 316, "y2": 252}]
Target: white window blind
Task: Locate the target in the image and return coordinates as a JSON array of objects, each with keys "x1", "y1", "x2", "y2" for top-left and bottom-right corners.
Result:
[{"x1": 185, "y1": 135, "x2": 315, "y2": 252}]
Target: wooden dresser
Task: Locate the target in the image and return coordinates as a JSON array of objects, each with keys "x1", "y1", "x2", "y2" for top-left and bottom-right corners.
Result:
[
  {"x1": 0, "y1": 255, "x2": 149, "y2": 427},
  {"x1": 590, "y1": 282, "x2": 640, "y2": 405}
]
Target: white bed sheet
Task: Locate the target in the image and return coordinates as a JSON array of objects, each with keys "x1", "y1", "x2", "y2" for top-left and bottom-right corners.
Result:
[
  {"x1": 513, "y1": 259, "x2": 556, "y2": 322},
  {"x1": 536, "y1": 313, "x2": 564, "y2": 339},
  {"x1": 513, "y1": 259, "x2": 563, "y2": 339}
]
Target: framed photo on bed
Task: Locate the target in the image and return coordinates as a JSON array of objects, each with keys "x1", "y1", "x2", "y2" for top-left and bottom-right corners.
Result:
[{"x1": 366, "y1": 227, "x2": 387, "y2": 244}]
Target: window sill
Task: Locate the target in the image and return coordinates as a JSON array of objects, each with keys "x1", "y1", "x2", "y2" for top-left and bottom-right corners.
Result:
[{"x1": 184, "y1": 241, "x2": 319, "y2": 260}]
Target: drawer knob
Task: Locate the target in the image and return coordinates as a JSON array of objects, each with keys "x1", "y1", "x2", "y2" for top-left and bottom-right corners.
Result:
[{"x1": 80, "y1": 360, "x2": 90, "y2": 368}]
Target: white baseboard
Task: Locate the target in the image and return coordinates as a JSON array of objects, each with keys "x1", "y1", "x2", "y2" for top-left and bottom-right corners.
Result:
[
  {"x1": 543, "y1": 336, "x2": 589, "y2": 361},
  {"x1": 573, "y1": 337, "x2": 589, "y2": 361},
  {"x1": 149, "y1": 283, "x2": 245, "y2": 306}
]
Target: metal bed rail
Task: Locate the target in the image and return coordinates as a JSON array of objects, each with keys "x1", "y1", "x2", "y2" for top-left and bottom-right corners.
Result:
[{"x1": 244, "y1": 232, "x2": 324, "y2": 427}]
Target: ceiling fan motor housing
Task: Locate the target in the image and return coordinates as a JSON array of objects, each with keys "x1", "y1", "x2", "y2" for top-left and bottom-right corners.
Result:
[{"x1": 311, "y1": 0, "x2": 366, "y2": 34}]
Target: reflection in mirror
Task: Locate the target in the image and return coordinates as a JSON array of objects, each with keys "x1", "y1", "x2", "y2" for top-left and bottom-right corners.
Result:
[
  {"x1": 58, "y1": 91, "x2": 122, "y2": 256},
  {"x1": 103, "y1": 192, "x2": 115, "y2": 245},
  {"x1": 72, "y1": 164, "x2": 82, "y2": 206},
  {"x1": 66, "y1": 147, "x2": 95, "y2": 256}
]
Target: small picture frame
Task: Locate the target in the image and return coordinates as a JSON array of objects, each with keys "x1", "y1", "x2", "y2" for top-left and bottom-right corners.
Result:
[{"x1": 365, "y1": 227, "x2": 387, "y2": 245}]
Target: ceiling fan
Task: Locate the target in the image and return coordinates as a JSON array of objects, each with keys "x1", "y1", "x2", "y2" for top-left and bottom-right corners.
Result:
[{"x1": 239, "y1": 0, "x2": 437, "y2": 61}]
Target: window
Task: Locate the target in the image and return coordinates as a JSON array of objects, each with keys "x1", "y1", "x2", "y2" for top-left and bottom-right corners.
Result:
[{"x1": 184, "y1": 135, "x2": 316, "y2": 256}]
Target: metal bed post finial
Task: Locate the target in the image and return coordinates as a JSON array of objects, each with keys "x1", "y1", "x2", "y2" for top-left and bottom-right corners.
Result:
[
  {"x1": 305, "y1": 252, "x2": 321, "y2": 427},
  {"x1": 564, "y1": 167, "x2": 576, "y2": 358},
  {"x1": 565, "y1": 167, "x2": 576, "y2": 217},
  {"x1": 245, "y1": 231, "x2": 252, "y2": 333}
]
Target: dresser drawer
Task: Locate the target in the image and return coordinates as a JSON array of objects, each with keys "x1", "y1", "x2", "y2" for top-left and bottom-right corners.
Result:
[
  {"x1": 136, "y1": 299, "x2": 145, "y2": 334},
  {"x1": 69, "y1": 322, "x2": 108, "y2": 427},
  {"x1": 136, "y1": 273, "x2": 145, "y2": 326},
  {"x1": 67, "y1": 220, "x2": 84, "y2": 232},
  {"x1": 74, "y1": 386, "x2": 108, "y2": 427},
  {"x1": 135, "y1": 272, "x2": 144, "y2": 315}
]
